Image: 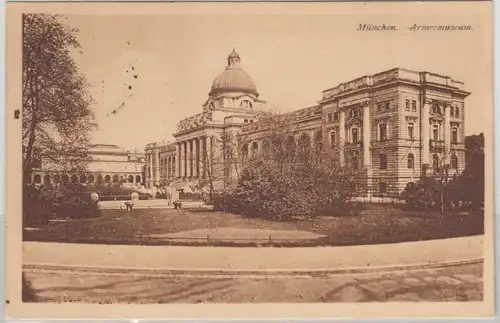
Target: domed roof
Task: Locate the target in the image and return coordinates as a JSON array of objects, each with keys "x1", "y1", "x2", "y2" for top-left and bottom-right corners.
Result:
[
  {"x1": 210, "y1": 49, "x2": 258, "y2": 96},
  {"x1": 89, "y1": 144, "x2": 127, "y2": 155}
]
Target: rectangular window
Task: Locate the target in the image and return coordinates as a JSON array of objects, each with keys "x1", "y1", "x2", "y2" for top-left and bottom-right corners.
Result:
[
  {"x1": 452, "y1": 128, "x2": 458, "y2": 143},
  {"x1": 328, "y1": 113, "x2": 333, "y2": 122},
  {"x1": 377, "y1": 103, "x2": 382, "y2": 112},
  {"x1": 385, "y1": 102, "x2": 390, "y2": 111},
  {"x1": 412, "y1": 100, "x2": 417, "y2": 111},
  {"x1": 379, "y1": 182, "x2": 387, "y2": 194},
  {"x1": 250, "y1": 120, "x2": 254, "y2": 123},
  {"x1": 333, "y1": 112, "x2": 339, "y2": 121},
  {"x1": 405, "y1": 99, "x2": 410, "y2": 111},
  {"x1": 352, "y1": 128, "x2": 359, "y2": 143},
  {"x1": 408, "y1": 123, "x2": 414, "y2": 140},
  {"x1": 450, "y1": 107, "x2": 455, "y2": 117},
  {"x1": 379, "y1": 124, "x2": 387, "y2": 141},
  {"x1": 244, "y1": 119, "x2": 248, "y2": 123}
]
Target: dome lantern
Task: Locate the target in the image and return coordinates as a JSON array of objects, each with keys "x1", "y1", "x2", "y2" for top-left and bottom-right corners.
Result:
[
  {"x1": 210, "y1": 49, "x2": 259, "y2": 97},
  {"x1": 227, "y1": 48, "x2": 241, "y2": 67}
]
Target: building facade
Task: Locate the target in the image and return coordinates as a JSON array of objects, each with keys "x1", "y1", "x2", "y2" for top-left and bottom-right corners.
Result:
[
  {"x1": 145, "y1": 50, "x2": 470, "y2": 196},
  {"x1": 30, "y1": 144, "x2": 146, "y2": 186},
  {"x1": 145, "y1": 49, "x2": 269, "y2": 187}
]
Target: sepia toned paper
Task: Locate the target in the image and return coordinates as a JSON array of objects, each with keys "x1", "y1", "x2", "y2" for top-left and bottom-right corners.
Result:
[{"x1": 5, "y1": 1, "x2": 494, "y2": 319}]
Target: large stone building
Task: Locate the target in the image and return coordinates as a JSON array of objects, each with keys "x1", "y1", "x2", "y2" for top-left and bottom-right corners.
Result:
[
  {"x1": 145, "y1": 50, "x2": 470, "y2": 196},
  {"x1": 144, "y1": 49, "x2": 269, "y2": 188},
  {"x1": 31, "y1": 144, "x2": 146, "y2": 186}
]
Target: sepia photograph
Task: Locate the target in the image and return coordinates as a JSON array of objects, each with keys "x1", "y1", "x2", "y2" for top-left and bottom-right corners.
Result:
[{"x1": 5, "y1": 1, "x2": 494, "y2": 319}]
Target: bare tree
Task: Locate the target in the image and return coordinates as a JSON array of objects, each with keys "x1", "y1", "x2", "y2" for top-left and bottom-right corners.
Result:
[{"x1": 23, "y1": 14, "x2": 96, "y2": 180}]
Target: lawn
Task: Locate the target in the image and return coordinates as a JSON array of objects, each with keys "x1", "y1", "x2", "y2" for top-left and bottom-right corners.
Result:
[{"x1": 23, "y1": 204, "x2": 484, "y2": 247}]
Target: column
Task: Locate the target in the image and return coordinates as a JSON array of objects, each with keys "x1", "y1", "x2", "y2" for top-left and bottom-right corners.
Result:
[
  {"x1": 166, "y1": 157, "x2": 170, "y2": 180},
  {"x1": 179, "y1": 142, "x2": 185, "y2": 179},
  {"x1": 175, "y1": 143, "x2": 180, "y2": 178},
  {"x1": 362, "y1": 103, "x2": 372, "y2": 198},
  {"x1": 421, "y1": 99, "x2": 431, "y2": 167},
  {"x1": 155, "y1": 149, "x2": 160, "y2": 186},
  {"x1": 362, "y1": 103, "x2": 371, "y2": 167},
  {"x1": 444, "y1": 103, "x2": 451, "y2": 164},
  {"x1": 202, "y1": 136, "x2": 207, "y2": 179},
  {"x1": 339, "y1": 110, "x2": 346, "y2": 166},
  {"x1": 187, "y1": 140, "x2": 193, "y2": 178},
  {"x1": 148, "y1": 153, "x2": 153, "y2": 187},
  {"x1": 196, "y1": 138, "x2": 200, "y2": 178},
  {"x1": 206, "y1": 135, "x2": 212, "y2": 176}
]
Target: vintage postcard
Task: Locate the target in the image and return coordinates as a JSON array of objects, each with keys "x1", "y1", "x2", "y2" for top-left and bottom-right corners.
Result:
[{"x1": 5, "y1": 1, "x2": 494, "y2": 319}]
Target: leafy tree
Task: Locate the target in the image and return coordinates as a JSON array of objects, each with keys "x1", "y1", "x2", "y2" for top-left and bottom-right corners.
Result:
[
  {"x1": 228, "y1": 111, "x2": 359, "y2": 220},
  {"x1": 22, "y1": 14, "x2": 96, "y2": 179}
]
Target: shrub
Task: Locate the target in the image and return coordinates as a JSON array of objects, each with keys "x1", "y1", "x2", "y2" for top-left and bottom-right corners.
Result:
[
  {"x1": 228, "y1": 159, "x2": 358, "y2": 221},
  {"x1": 401, "y1": 178, "x2": 441, "y2": 210},
  {"x1": 23, "y1": 183, "x2": 99, "y2": 225}
]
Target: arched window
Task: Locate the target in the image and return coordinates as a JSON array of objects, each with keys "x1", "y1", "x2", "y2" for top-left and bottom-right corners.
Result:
[
  {"x1": 407, "y1": 153, "x2": 415, "y2": 169},
  {"x1": 33, "y1": 174, "x2": 41, "y2": 184},
  {"x1": 80, "y1": 175, "x2": 86, "y2": 183},
  {"x1": 452, "y1": 127, "x2": 458, "y2": 143},
  {"x1": 298, "y1": 134, "x2": 311, "y2": 155},
  {"x1": 112, "y1": 175, "x2": 119, "y2": 183},
  {"x1": 53, "y1": 175, "x2": 60, "y2": 183},
  {"x1": 62, "y1": 175, "x2": 69, "y2": 183},
  {"x1": 241, "y1": 144, "x2": 249, "y2": 160},
  {"x1": 451, "y1": 155, "x2": 458, "y2": 169},
  {"x1": 128, "y1": 175, "x2": 134, "y2": 183},
  {"x1": 71, "y1": 175, "x2": 78, "y2": 183},
  {"x1": 432, "y1": 125, "x2": 439, "y2": 141},
  {"x1": 104, "y1": 175, "x2": 111, "y2": 183},
  {"x1": 88, "y1": 175, "x2": 95, "y2": 183},
  {"x1": 250, "y1": 142, "x2": 258, "y2": 158},
  {"x1": 262, "y1": 140, "x2": 270, "y2": 156},
  {"x1": 241, "y1": 100, "x2": 252, "y2": 109},
  {"x1": 43, "y1": 174, "x2": 51, "y2": 185},
  {"x1": 433, "y1": 154, "x2": 440, "y2": 170},
  {"x1": 97, "y1": 175, "x2": 103, "y2": 184},
  {"x1": 379, "y1": 154, "x2": 387, "y2": 170},
  {"x1": 351, "y1": 127, "x2": 359, "y2": 143},
  {"x1": 136, "y1": 175, "x2": 142, "y2": 184},
  {"x1": 285, "y1": 136, "x2": 296, "y2": 155},
  {"x1": 407, "y1": 123, "x2": 414, "y2": 140},
  {"x1": 314, "y1": 130, "x2": 323, "y2": 153}
]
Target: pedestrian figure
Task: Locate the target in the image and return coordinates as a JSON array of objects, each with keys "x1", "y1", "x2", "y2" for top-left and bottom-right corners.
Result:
[
  {"x1": 173, "y1": 200, "x2": 182, "y2": 210},
  {"x1": 125, "y1": 201, "x2": 133, "y2": 211}
]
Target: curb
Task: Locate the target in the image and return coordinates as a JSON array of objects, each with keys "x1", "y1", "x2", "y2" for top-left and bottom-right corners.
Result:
[{"x1": 23, "y1": 258, "x2": 483, "y2": 278}]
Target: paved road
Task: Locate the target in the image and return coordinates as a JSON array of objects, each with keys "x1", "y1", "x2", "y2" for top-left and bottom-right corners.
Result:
[
  {"x1": 23, "y1": 263, "x2": 482, "y2": 303},
  {"x1": 23, "y1": 236, "x2": 483, "y2": 271}
]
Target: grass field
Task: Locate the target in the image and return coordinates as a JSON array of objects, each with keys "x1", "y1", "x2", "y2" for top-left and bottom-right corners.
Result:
[{"x1": 23, "y1": 204, "x2": 484, "y2": 247}]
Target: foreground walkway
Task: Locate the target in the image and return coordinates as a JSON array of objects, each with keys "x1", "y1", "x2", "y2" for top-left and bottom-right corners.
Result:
[
  {"x1": 24, "y1": 235, "x2": 483, "y2": 272},
  {"x1": 24, "y1": 262, "x2": 482, "y2": 303}
]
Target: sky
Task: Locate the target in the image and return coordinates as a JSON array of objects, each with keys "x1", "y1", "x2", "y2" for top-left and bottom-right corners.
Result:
[{"x1": 66, "y1": 12, "x2": 491, "y2": 152}]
